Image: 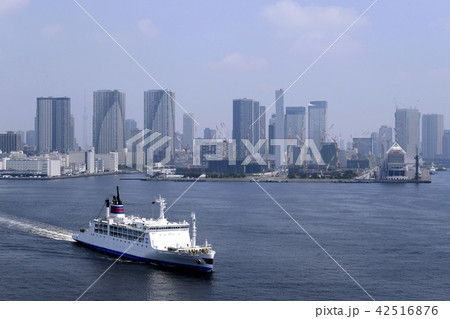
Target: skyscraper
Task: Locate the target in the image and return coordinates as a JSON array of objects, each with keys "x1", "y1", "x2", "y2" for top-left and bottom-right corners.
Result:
[
  {"x1": 69, "y1": 115, "x2": 75, "y2": 151},
  {"x1": 92, "y1": 90, "x2": 126, "y2": 154},
  {"x1": 182, "y1": 113, "x2": 195, "y2": 150},
  {"x1": 443, "y1": 130, "x2": 450, "y2": 160},
  {"x1": 274, "y1": 89, "x2": 284, "y2": 166},
  {"x1": 395, "y1": 108, "x2": 420, "y2": 160},
  {"x1": 308, "y1": 101, "x2": 328, "y2": 151},
  {"x1": 26, "y1": 130, "x2": 36, "y2": 147},
  {"x1": 144, "y1": 89, "x2": 175, "y2": 163},
  {"x1": 422, "y1": 114, "x2": 444, "y2": 160},
  {"x1": 285, "y1": 107, "x2": 306, "y2": 141},
  {"x1": 232, "y1": 98, "x2": 266, "y2": 160},
  {"x1": 125, "y1": 119, "x2": 137, "y2": 142},
  {"x1": 371, "y1": 132, "x2": 380, "y2": 157},
  {"x1": 36, "y1": 97, "x2": 72, "y2": 153},
  {"x1": 379, "y1": 125, "x2": 393, "y2": 155},
  {"x1": 268, "y1": 114, "x2": 276, "y2": 155}
]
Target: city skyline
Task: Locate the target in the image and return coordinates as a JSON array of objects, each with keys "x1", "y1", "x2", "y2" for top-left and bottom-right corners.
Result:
[{"x1": 1, "y1": 1, "x2": 450, "y2": 144}]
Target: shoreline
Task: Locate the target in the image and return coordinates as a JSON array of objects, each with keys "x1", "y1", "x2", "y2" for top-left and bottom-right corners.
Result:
[
  {"x1": 0, "y1": 171, "x2": 131, "y2": 180},
  {"x1": 0, "y1": 171, "x2": 433, "y2": 183},
  {"x1": 127, "y1": 176, "x2": 432, "y2": 184}
]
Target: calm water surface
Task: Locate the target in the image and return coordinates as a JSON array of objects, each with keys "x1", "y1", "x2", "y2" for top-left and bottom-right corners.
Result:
[{"x1": 0, "y1": 173, "x2": 449, "y2": 300}]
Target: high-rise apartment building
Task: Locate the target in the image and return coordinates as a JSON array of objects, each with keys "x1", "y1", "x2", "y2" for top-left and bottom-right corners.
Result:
[
  {"x1": 285, "y1": 107, "x2": 306, "y2": 141},
  {"x1": 443, "y1": 130, "x2": 450, "y2": 160},
  {"x1": 422, "y1": 114, "x2": 444, "y2": 160},
  {"x1": 308, "y1": 101, "x2": 328, "y2": 151},
  {"x1": 274, "y1": 89, "x2": 284, "y2": 166},
  {"x1": 92, "y1": 90, "x2": 126, "y2": 154},
  {"x1": 395, "y1": 108, "x2": 420, "y2": 160},
  {"x1": 36, "y1": 97, "x2": 72, "y2": 153},
  {"x1": 268, "y1": 114, "x2": 276, "y2": 155},
  {"x1": 232, "y1": 98, "x2": 266, "y2": 160},
  {"x1": 0, "y1": 131, "x2": 22, "y2": 153},
  {"x1": 69, "y1": 115, "x2": 75, "y2": 151},
  {"x1": 182, "y1": 113, "x2": 195, "y2": 150},
  {"x1": 144, "y1": 89, "x2": 175, "y2": 163}
]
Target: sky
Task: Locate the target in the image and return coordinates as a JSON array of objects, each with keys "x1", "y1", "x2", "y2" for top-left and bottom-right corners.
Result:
[{"x1": 1, "y1": 0, "x2": 450, "y2": 147}]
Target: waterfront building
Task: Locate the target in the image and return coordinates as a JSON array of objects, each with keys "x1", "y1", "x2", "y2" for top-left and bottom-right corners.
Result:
[
  {"x1": 308, "y1": 101, "x2": 328, "y2": 151},
  {"x1": 4, "y1": 156, "x2": 61, "y2": 177},
  {"x1": 96, "y1": 152, "x2": 119, "y2": 172},
  {"x1": 422, "y1": 114, "x2": 444, "y2": 160},
  {"x1": 395, "y1": 108, "x2": 420, "y2": 161},
  {"x1": 92, "y1": 90, "x2": 126, "y2": 156},
  {"x1": 383, "y1": 142, "x2": 408, "y2": 180}
]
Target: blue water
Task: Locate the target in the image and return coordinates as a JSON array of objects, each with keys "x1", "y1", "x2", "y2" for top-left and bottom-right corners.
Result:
[{"x1": 0, "y1": 173, "x2": 449, "y2": 301}]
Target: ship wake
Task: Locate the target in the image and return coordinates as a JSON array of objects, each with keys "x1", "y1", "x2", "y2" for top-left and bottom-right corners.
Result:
[{"x1": 0, "y1": 213, "x2": 75, "y2": 242}]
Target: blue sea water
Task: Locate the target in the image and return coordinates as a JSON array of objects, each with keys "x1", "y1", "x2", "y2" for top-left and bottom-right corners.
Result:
[{"x1": 0, "y1": 173, "x2": 449, "y2": 301}]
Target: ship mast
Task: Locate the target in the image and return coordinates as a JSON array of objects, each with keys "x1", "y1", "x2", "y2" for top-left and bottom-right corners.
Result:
[
  {"x1": 190, "y1": 212, "x2": 197, "y2": 247},
  {"x1": 155, "y1": 195, "x2": 166, "y2": 220}
]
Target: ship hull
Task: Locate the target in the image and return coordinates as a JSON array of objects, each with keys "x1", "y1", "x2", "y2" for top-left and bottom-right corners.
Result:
[{"x1": 73, "y1": 237, "x2": 214, "y2": 272}]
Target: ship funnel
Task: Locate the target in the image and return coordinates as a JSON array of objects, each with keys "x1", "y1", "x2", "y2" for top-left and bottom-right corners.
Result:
[
  {"x1": 110, "y1": 186, "x2": 125, "y2": 218},
  {"x1": 105, "y1": 199, "x2": 110, "y2": 218}
]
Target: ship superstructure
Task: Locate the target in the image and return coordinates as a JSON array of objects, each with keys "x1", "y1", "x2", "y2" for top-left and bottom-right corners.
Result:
[{"x1": 73, "y1": 187, "x2": 215, "y2": 271}]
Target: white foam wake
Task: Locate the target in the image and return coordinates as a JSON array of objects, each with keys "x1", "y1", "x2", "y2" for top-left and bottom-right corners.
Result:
[{"x1": 0, "y1": 213, "x2": 75, "y2": 242}]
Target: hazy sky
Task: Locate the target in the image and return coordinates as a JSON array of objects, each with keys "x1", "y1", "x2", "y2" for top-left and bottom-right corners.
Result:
[{"x1": 1, "y1": 0, "x2": 450, "y2": 146}]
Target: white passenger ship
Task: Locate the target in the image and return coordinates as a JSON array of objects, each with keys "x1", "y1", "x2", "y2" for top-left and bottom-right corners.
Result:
[{"x1": 73, "y1": 187, "x2": 215, "y2": 271}]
